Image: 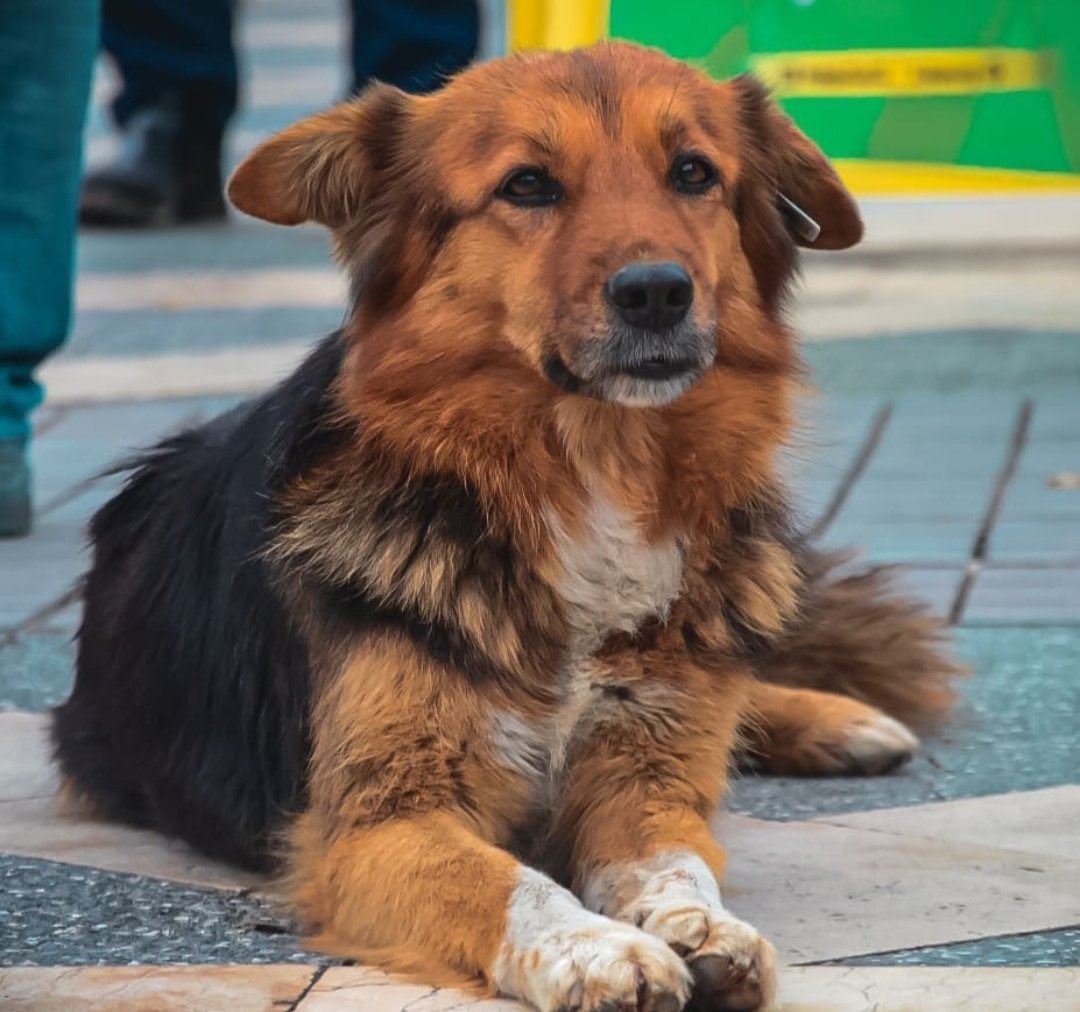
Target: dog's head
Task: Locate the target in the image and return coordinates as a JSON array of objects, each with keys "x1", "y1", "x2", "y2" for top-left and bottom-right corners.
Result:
[{"x1": 229, "y1": 43, "x2": 861, "y2": 409}]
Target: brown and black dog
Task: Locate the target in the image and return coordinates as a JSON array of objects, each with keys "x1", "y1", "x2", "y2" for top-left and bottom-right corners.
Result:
[{"x1": 53, "y1": 43, "x2": 963, "y2": 1011}]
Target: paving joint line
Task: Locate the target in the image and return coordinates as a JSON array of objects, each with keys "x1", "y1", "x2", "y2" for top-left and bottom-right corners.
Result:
[
  {"x1": 286, "y1": 963, "x2": 330, "y2": 1011},
  {"x1": 803, "y1": 922, "x2": 1080, "y2": 966},
  {"x1": 949, "y1": 399, "x2": 1034, "y2": 625},
  {"x1": 36, "y1": 407, "x2": 207, "y2": 519},
  {"x1": 807, "y1": 400, "x2": 892, "y2": 541},
  {"x1": 37, "y1": 474, "x2": 107, "y2": 520},
  {"x1": 32, "y1": 406, "x2": 72, "y2": 437},
  {"x1": 2, "y1": 585, "x2": 82, "y2": 646}
]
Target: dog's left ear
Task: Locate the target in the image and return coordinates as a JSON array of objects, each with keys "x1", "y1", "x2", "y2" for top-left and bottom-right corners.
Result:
[
  {"x1": 227, "y1": 84, "x2": 410, "y2": 228},
  {"x1": 731, "y1": 75, "x2": 863, "y2": 251}
]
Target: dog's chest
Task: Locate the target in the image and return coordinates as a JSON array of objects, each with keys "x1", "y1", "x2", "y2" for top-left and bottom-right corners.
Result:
[
  {"x1": 549, "y1": 494, "x2": 683, "y2": 651},
  {"x1": 491, "y1": 495, "x2": 683, "y2": 789}
]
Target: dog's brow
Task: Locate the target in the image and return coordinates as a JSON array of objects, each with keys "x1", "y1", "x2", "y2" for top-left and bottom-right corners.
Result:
[
  {"x1": 692, "y1": 94, "x2": 722, "y2": 139},
  {"x1": 658, "y1": 114, "x2": 691, "y2": 153},
  {"x1": 511, "y1": 129, "x2": 560, "y2": 161}
]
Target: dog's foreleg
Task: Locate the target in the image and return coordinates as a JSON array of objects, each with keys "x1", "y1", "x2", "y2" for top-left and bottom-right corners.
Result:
[
  {"x1": 288, "y1": 635, "x2": 689, "y2": 1012},
  {"x1": 557, "y1": 651, "x2": 777, "y2": 1012}
]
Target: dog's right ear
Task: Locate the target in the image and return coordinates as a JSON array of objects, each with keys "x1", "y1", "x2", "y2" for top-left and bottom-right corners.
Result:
[{"x1": 227, "y1": 84, "x2": 410, "y2": 228}]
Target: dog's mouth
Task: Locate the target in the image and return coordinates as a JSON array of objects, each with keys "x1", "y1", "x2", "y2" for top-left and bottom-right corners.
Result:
[
  {"x1": 617, "y1": 354, "x2": 700, "y2": 382},
  {"x1": 542, "y1": 323, "x2": 715, "y2": 407}
]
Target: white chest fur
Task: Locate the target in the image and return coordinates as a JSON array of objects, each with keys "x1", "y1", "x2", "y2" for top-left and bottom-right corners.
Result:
[
  {"x1": 548, "y1": 494, "x2": 683, "y2": 653},
  {"x1": 490, "y1": 495, "x2": 683, "y2": 786}
]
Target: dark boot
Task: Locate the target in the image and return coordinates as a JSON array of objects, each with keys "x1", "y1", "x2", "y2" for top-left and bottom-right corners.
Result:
[
  {"x1": 0, "y1": 439, "x2": 31, "y2": 538},
  {"x1": 79, "y1": 94, "x2": 226, "y2": 227}
]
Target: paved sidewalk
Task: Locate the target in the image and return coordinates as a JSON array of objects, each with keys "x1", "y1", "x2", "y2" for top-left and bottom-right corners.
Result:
[{"x1": 2, "y1": 0, "x2": 1079, "y2": 1008}]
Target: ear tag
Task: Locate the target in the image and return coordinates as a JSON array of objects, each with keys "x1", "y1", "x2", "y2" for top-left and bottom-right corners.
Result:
[{"x1": 777, "y1": 192, "x2": 821, "y2": 243}]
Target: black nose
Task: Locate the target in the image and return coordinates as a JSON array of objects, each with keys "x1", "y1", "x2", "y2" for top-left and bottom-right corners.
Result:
[{"x1": 605, "y1": 261, "x2": 693, "y2": 330}]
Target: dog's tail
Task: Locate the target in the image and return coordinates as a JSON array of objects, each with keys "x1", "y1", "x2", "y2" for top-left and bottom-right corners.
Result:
[{"x1": 757, "y1": 547, "x2": 968, "y2": 730}]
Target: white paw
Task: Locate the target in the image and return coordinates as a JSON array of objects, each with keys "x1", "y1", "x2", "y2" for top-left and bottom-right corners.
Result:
[
  {"x1": 529, "y1": 918, "x2": 692, "y2": 1011},
  {"x1": 496, "y1": 868, "x2": 691, "y2": 1012},
  {"x1": 842, "y1": 713, "x2": 919, "y2": 775},
  {"x1": 586, "y1": 852, "x2": 777, "y2": 1011}
]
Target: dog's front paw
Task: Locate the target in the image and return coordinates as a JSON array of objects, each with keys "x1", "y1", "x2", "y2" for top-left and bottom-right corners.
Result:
[
  {"x1": 684, "y1": 917, "x2": 776, "y2": 1012},
  {"x1": 542, "y1": 920, "x2": 692, "y2": 1011},
  {"x1": 642, "y1": 905, "x2": 775, "y2": 1011},
  {"x1": 496, "y1": 871, "x2": 692, "y2": 1011},
  {"x1": 595, "y1": 853, "x2": 776, "y2": 1011}
]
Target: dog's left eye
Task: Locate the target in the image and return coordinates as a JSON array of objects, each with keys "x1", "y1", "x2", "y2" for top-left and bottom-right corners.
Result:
[
  {"x1": 496, "y1": 167, "x2": 562, "y2": 207},
  {"x1": 671, "y1": 154, "x2": 720, "y2": 195}
]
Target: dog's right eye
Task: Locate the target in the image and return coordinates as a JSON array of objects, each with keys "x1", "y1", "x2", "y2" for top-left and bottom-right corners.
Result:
[{"x1": 496, "y1": 167, "x2": 562, "y2": 207}]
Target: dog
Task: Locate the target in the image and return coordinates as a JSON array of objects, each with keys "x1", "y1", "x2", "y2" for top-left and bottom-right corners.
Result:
[{"x1": 53, "y1": 43, "x2": 964, "y2": 1011}]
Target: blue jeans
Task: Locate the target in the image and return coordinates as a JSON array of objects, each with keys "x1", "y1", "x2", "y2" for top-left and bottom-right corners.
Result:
[
  {"x1": 0, "y1": 0, "x2": 98, "y2": 442},
  {"x1": 103, "y1": 0, "x2": 479, "y2": 134}
]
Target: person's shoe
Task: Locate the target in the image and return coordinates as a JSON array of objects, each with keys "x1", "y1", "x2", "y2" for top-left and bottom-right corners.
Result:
[
  {"x1": 80, "y1": 95, "x2": 227, "y2": 228},
  {"x1": 0, "y1": 440, "x2": 31, "y2": 538}
]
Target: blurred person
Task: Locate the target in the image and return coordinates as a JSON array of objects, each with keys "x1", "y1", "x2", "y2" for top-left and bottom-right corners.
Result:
[
  {"x1": 80, "y1": 0, "x2": 479, "y2": 226},
  {"x1": 0, "y1": 0, "x2": 98, "y2": 536}
]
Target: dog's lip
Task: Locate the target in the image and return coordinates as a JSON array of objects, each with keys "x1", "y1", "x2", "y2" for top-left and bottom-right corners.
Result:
[{"x1": 616, "y1": 355, "x2": 700, "y2": 381}]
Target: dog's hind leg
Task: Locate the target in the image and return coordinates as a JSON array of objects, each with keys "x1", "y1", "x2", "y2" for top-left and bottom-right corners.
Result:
[
  {"x1": 741, "y1": 681, "x2": 920, "y2": 776},
  {"x1": 754, "y1": 547, "x2": 967, "y2": 732}
]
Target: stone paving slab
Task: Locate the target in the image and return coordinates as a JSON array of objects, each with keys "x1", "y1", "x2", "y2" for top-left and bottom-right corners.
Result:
[
  {"x1": 823, "y1": 522, "x2": 981, "y2": 564},
  {"x1": 812, "y1": 786, "x2": 1075, "y2": 855},
  {"x1": 0, "y1": 712, "x2": 58, "y2": 802},
  {"x1": 803, "y1": 331, "x2": 1080, "y2": 398},
  {"x1": 715, "y1": 815, "x2": 1080, "y2": 964},
  {"x1": 5, "y1": 964, "x2": 1079, "y2": 1012},
  {"x1": 0, "y1": 796, "x2": 263, "y2": 894},
  {"x1": 822, "y1": 393, "x2": 1016, "y2": 565},
  {"x1": 965, "y1": 567, "x2": 1080, "y2": 624},
  {"x1": 771, "y1": 966, "x2": 1080, "y2": 1011},
  {"x1": 70, "y1": 305, "x2": 341, "y2": 359},
  {"x1": 298, "y1": 967, "x2": 519, "y2": 1011},
  {"x1": 77, "y1": 220, "x2": 332, "y2": 274},
  {"x1": 991, "y1": 520, "x2": 1080, "y2": 565},
  {"x1": 814, "y1": 785, "x2": 1080, "y2": 861},
  {"x1": 9, "y1": 962, "x2": 1079, "y2": 1012},
  {"x1": 0, "y1": 488, "x2": 101, "y2": 629},
  {"x1": 0, "y1": 964, "x2": 317, "y2": 1011},
  {"x1": 31, "y1": 399, "x2": 205, "y2": 507}
]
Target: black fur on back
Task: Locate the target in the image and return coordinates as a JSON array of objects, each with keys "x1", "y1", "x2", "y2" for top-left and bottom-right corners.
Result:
[{"x1": 52, "y1": 335, "x2": 350, "y2": 870}]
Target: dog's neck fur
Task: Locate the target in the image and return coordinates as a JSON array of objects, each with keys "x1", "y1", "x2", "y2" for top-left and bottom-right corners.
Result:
[{"x1": 339, "y1": 319, "x2": 795, "y2": 545}]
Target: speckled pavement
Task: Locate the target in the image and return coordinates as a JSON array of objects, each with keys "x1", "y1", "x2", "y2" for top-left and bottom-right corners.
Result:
[{"x1": 2, "y1": 1, "x2": 1079, "y2": 1008}]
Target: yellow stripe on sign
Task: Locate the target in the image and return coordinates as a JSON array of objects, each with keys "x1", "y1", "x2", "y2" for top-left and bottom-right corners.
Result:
[
  {"x1": 752, "y1": 48, "x2": 1047, "y2": 97},
  {"x1": 833, "y1": 159, "x2": 1080, "y2": 197}
]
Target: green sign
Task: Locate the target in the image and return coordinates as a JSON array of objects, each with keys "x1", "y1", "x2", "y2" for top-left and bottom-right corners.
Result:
[{"x1": 611, "y1": 0, "x2": 1080, "y2": 189}]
